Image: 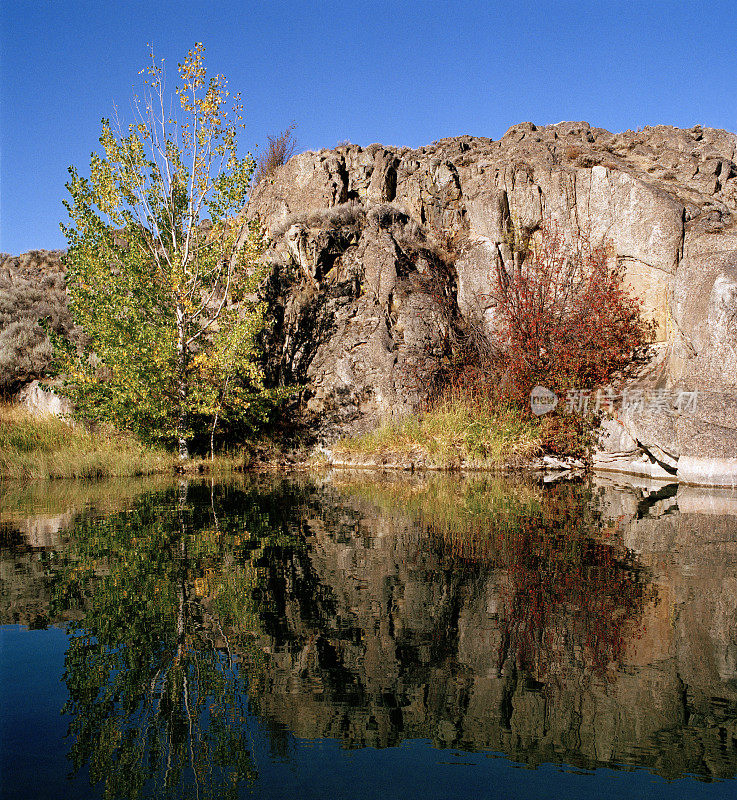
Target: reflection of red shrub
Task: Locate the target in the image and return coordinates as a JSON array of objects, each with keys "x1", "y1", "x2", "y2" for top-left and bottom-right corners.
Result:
[
  {"x1": 493, "y1": 487, "x2": 653, "y2": 679},
  {"x1": 497, "y1": 531, "x2": 650, "y2": 679},
  {"x1": 430, "y1": 482, "x2": 653, "y2": 680},
  {"x1": 490, "y1": 220, "x2": 651, "y2": 407}
]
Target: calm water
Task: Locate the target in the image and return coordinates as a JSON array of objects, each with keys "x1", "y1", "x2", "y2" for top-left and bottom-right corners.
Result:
[{"x1": 2, "y1": 471, "x2": 737, "y2": 799}]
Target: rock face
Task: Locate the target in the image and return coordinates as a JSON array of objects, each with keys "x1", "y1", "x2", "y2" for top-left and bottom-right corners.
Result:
[
  {"x1": 16, "y1": 379, "x2": 72, "y2": 417},
  {"x1": 254, "y1": 203, "x2": 458, "y2": 440},
  {"x1": 247, "y1": 122, "x2": 737, "y2": 485}
]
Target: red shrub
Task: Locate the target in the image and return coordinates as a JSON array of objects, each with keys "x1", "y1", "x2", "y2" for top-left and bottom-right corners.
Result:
[{"x1": 489, "y1": 220, "x2": 651, "y2": 407}]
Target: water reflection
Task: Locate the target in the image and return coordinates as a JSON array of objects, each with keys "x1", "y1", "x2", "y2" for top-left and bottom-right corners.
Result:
[
  {"x1": 45, "y1": 479, "x2": 325, "y2": 799},
  {"x1": 2, "y1": 472, "x2": 737, "y2": 797}
]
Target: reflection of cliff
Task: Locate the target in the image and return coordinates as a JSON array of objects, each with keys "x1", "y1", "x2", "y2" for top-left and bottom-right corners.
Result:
[
  {"x1": 244, "y1": 475, "x2": 737, "y2": 781},
  {"x1": 0, "y1": 538, "x2": 60, "y2": 627},
  {"x1": 596, "y1": 476, "x2": 737, "y2": 778},
  {"x1": 4, "y1": 474, "x2": 737, "y2": 781}
]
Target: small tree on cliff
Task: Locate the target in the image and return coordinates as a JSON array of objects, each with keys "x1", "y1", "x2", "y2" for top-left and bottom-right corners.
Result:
[{"x1": 62, "y1": 44, "x2": 268, "y2": 458}]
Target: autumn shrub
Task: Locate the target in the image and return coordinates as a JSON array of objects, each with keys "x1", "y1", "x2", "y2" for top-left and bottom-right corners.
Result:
[
  {"x1": 487, "y1": 219, "x2": 651, "y2": 408},
  {"x1": 539, "y1": 411, "x2": 588, "y2": 457},
  {"x1": 254, "y1": 122, "x2": 296, "y2": 184},
  {"x1": 421, "y1": 220, "x2": 651, "y2": 460}
]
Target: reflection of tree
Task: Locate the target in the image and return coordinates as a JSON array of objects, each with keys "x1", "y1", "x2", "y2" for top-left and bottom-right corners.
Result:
[
  {"x1": 494, "y1": 484, "x2": 653, "y2": 678},
  {"x1": 50, "y1": 480, "x2": 321, "y2": 800},
  {"x1": 350, "y1": 477, "x2": 653, "y2": 681}
]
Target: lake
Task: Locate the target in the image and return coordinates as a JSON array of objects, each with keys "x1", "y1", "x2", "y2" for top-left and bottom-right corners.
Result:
[{"x1": 2, "y1": 471, "x2": 737, "y2": 799}]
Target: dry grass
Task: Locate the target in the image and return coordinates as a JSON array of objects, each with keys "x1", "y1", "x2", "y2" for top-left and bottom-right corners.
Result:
[
  {"x1": 332, "y1": 392, "x2": 543, "y2": 469},
  {"x1": 0, "y1": 403, "x2": 172, "y2": 479}
]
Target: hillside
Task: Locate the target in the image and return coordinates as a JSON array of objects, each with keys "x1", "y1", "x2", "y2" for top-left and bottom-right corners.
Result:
[{"x1": 5, "y1": 122, "x2": 737, "y2": 485}]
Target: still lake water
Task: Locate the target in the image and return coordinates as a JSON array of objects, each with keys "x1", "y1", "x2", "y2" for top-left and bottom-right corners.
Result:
[{"x1": 2, "y1": 471, "x2": 737, "y2": 799}]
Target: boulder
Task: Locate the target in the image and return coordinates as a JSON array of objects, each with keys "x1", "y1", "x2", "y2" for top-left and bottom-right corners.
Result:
[{"x1": 17, "y1": 380, "x2": 72, "y2": 417}]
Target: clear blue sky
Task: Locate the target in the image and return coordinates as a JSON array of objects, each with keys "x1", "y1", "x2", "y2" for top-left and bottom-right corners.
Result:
[{"x1": 2, "y1": 0, "x2": 736, "y2": 255}]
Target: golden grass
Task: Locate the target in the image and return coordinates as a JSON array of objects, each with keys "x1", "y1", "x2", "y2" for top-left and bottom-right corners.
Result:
[
  {"x1": 178, "y1": 452, "x2": 255, "y2": 475},
  {"x1": 0, "y1": 403, "x2": 172, "y2": 479},
  {"x1": 331, "y1": 396, "x2": 543, "y2": 469}
]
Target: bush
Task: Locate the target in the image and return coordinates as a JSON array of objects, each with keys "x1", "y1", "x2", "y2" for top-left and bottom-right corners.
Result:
[
  {"x1": 422, "y1": 219, "x2": 652, "y2": 460},
  {"x1": 254, "y1": 122, "x2": 296, "y2": 184},
  {"x1": 488, "y1": 219, "x2": 651, "y2": 407},
  {"x1": 0, "y1": 251, "x2": 82, "y2": 394}
]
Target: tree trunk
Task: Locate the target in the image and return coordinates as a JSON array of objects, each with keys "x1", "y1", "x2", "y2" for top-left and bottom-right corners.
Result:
[
  {"x1": 176, "y1": 309, "x2": 189, "y2": 461},
  {"x1": 209, "y1": 410, "x2": 218, "y2": 462},
  {"x1": 209, "y1": 375, "x2": 230, "y2": 461}
]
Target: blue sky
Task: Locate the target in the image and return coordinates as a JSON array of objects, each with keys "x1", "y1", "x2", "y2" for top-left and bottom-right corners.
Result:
[{"x1": 2, "y1": 0, "x2": 736, "y2": 254}]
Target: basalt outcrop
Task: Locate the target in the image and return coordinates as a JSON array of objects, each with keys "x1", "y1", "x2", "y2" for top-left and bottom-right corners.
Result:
[{"x1": 247, "y1": 121, "x2": 737, "y2": 486}]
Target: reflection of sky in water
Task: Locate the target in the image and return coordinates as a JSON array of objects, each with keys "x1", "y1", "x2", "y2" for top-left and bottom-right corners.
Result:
[{"x1": 2, "y1": 474, "x2": 737, "y2": 799}]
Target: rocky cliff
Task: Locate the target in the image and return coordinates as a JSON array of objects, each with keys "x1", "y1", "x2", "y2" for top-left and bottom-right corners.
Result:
[{"x1": 247, "y1": 121, "x2": 737, "y2": 485}]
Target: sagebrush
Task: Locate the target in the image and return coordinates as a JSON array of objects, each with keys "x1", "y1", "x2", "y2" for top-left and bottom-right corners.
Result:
[{"x1": 0, "y1": 251, "x2": 82, "y2": 394}]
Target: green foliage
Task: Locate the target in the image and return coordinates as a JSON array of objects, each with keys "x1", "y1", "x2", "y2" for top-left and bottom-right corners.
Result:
[{"x1": 61, "y1": 44, "x2": 282, "y2": 456}]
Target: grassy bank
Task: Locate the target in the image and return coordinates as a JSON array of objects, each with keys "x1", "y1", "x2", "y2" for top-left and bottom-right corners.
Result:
[
  {"x1": 0, "y1": 404, "x2": 266, "y2": 480},
  {"x1": 330, "y1": 397, "x2": 545, "y2": 469},
  {"x1": 0, "y1": 404, "x2": 172, "y2": 479}
]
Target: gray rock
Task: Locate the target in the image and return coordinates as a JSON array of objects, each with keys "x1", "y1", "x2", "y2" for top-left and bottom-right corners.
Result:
[
  {"x1": 246, "y1": 123, "x2": 737, "y2": 482},
  {"x1": 17, "y1": 380, "x2": 72, "y2": 417}
]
